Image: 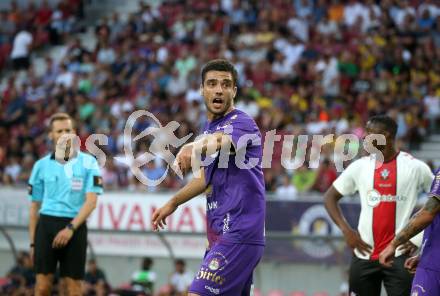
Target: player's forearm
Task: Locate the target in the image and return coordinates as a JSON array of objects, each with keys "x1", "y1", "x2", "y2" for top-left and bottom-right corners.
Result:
[
  {"x1": 70, "y1": 193, "x2": 98, "y2": 229},
  {"x1": 324, "y1": 191, "x2": 352, "y2": 233},
  {"x1": 170, "y1": 172, "x2": 206, "y2": 208},
  {"x1": 29, "y1": 202, "x2": 40, "y2": 245},
  {"x1": 391, "y1": 211, "x2": 432, "y2": 247},
  {"x1": 391, "y1": 196, "x2": 440, "y2": 247}
]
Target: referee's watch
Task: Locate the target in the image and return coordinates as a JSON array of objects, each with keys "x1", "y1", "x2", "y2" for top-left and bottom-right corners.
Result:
[{"x1": 66, "y1": 223, "x2": 75, "y2": 232}]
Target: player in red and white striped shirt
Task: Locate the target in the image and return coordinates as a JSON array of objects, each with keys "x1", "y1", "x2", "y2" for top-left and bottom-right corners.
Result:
[{"x1": 324, "y1": 115, "x2": 434, "y2": 296}]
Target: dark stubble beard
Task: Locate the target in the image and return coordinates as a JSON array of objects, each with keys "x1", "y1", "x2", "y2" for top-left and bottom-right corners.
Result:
[{"x1": 206, "y1": 97, "x2": 233, "y2": 119}]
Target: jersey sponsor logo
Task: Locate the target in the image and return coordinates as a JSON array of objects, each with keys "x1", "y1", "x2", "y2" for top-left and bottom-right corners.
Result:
[
  {"x1": 71, "y1": 177, "x2": 84, "y2": 191},
  {"x1": 214, "y1": 115, "x2": 237, "y2": 132},
  {"x1": 205, "y1": 285, "x2": 220, "y2": 295},
  {"x1": 222, "y1": 213, "x2": 230, "y2": 234},
  {"x1": 207, "y1": 201, "x2": 218, "y2": 211},
  {"x1": 366, "y1": 189, "x2": 407, "y2": 208},
  {"x1": 216, "y1": 124, "x2": 230, "y2": 131},
  {"x1": 196, "y1": 267, "x2": 226, "y2": 285},
  {"x1": 380, "y1": 169, "x2": 390, "y2": 180}
]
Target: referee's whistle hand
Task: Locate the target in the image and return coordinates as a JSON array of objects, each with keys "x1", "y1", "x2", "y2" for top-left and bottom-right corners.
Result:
[{"x1": 52, "y1": 228, "x2": 73, "y2": 248}]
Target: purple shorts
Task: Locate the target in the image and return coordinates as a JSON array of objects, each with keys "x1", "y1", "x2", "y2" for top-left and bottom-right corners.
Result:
[
  {"x1": 188, "y1": 242, "x2": 264, "y2": 296},
  {"x1": 411, "y1": 267, "x2": 440, "y2": 295}
]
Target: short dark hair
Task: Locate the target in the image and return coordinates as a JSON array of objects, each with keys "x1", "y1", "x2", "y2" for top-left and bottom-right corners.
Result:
[
  {"x1": 175, "y1": 259, "x2": 185, "y2": 266},
  {"x1": 142, "y1": 257, "x2": 153, "y2": 270},
  {"x1": 367, "y1": 115, "x2": 398, "y2": 138},
  {"x1": 49, "y1": 112, "x2": 75, "y2": 130},
  {"x1": 201, "y1": 59, "x2": 238, "y2": 86}
]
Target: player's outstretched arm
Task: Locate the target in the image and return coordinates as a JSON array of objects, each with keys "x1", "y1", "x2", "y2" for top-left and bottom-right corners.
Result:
[
  {"x1": 379, "y1": 195, "x2": 440, "y2": 267},
  {"x1": 324, "y1": 186, "x2": 372, "y2": 256},
  {"x1": 175, "y1": 133, "x2": 232, "y2": 175},
  {"x1": 152, "y1": 169, "x2": 206, "y2": 231}
]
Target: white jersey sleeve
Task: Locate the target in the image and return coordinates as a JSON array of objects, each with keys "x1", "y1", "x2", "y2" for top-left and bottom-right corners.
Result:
[
  {"x1": 332, "y1": 159, "x2": 361, "y2": 196},
  {"x1": 417, "y1": 160, "x2": 435, "y2": 193},
  {"x1": 409, "y1": 231, "x2": 424, "y2": 248},
  {"x1": 409, "y1": 160, "x2": 433, "y2": 248}
]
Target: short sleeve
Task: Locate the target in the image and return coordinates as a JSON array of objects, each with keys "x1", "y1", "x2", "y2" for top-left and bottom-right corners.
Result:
[
  {"x1": 429, "y1": 169, "x2": 440, "y2": 198},
  {"x1": 84, "y1": 157, "x2": 103, "y2": 195},
  {"x1": 28, "y1": 161, "x2": 43, "y2": 202},
  {"x1": 332, "y1": 160, "x2": 360, "y2": 196},
  {"x1": 419, "y1": 161, "x2": 435, "y2": 193}
]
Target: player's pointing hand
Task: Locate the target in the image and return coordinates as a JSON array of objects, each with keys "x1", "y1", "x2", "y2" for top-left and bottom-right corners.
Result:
[{"x1": 152, "y1": 200, "x2": 177, "y2": 231}]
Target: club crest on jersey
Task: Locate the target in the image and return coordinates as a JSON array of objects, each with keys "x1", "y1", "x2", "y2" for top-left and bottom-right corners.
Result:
[
  {"x1": 208, "y1": 258, "x2": 220, "y2": 271},
  {"x1": 380, "y1": 169, "x2": 390, "y2": 180}
]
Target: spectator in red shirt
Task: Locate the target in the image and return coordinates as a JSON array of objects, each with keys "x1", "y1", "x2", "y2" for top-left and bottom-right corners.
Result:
[
  {"x1": 313, "y1": 158, "x2": 337, "y2": 193},
  {"x1": 35, "y1": 0, "x2": 53, "y2": 27}
]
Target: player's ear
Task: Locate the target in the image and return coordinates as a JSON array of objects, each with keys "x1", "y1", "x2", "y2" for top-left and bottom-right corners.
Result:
[
  {"x1": 232, "y1": 85, "x2": 237, "y2": 99},
  {"x1": 48, "y1": 127, "x2": 54, "y2": 141},
  {"x1": 199, "y1": 84, "x2": 203, "y2": 96}
]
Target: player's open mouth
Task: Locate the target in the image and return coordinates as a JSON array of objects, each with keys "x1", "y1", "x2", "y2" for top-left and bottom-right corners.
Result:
[{"x1": 212, "y1": 98, "x2": 223, "y2": 108}]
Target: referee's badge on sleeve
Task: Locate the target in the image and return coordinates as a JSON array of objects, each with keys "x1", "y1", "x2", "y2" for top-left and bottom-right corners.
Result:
[
  {"x1": 94, "y1": 176, "x2": 103, "y2": 188},
  {"x1": 71, "y1": 177, "x2": 84, "y2": 191}
]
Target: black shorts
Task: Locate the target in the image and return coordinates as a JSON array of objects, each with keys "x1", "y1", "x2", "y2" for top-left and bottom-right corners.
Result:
[
  {"x1": 34, "y1": 214, "x2": 87, "y2": 280},
  {"x1": 349, "y1": 255, "x2": 413, "y2": 296},
  {"x1": 12, "y1": 57, "x2": 30, "y2": 70}
]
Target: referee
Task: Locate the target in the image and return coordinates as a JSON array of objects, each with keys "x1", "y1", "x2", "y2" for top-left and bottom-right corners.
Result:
[{"x1": 28, "y1": 113, "x2": 103, "y2": 296}]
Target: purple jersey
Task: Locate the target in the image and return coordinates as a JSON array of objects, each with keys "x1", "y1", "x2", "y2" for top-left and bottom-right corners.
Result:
[
  {"x1": 418, "y1": 168, "x2": 440, "y2": 272},
  {"x1": 203, "y1": 108, "x2": 265, "y2": 246}
]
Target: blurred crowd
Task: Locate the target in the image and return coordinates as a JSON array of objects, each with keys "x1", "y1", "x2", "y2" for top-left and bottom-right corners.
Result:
[
  {"x1": 0, "y1": 0, "x2": 85, "y2": 71},
  {"x1": 1, "y1": 0, "x2": 440, "y2": 195}
]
